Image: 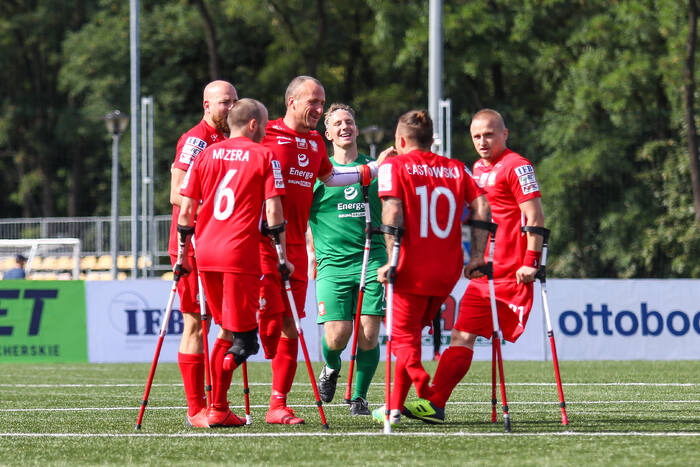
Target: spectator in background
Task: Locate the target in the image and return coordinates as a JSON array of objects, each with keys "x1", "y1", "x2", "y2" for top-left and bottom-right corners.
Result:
[{"x1": 3, "y1": 255, "x2": 27, "y2": 279}]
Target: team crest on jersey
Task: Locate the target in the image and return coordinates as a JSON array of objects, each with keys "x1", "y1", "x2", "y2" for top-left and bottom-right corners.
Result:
[
  {"x1": 295, "y1": 137, "x2": 308, "y2": 149},
  {"x1": 378, "y1": 164, "x2": 392, "y2": 191},
  {"x1": 344, "y1": 186, "x2": 358, "y2": 200},
  {"x1": 277, "y1": 136, "x2": 292, "y2": 145},
  {"x1": 297, "y1": 153, "x2": 309, "y2": 167},
  {"x1": 318, "y1": 301, "x2": 326, "y2": 316},
  {"x1": 478, "y1": 172, "x2": 497, "y2": 187},
  {"x1": 309, "y1": 140, "x2": 318, "y2": 152},
  {"x1": 211, "y1": 134, "x2": 218, "y2": 142},
  {"x1": 515, "y1": 165, "x2": 539, "y2": 194}
]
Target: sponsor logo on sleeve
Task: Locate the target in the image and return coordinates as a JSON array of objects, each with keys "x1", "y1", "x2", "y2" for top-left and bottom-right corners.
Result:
[
  {"x1": 297, "y1": 153, "x2": 309, "y2": 167},
  {"x1": 179, "y1": 137, "x2": 207, "y2": 164},
  {"x1": 378, "y1": 164, "x2": 392, "y2": 192},
  {"x1": 515, "y1": 165, "x2": 539, "y2": 194},
  {"x1": 295, "y1": 137, "x2": 308, "y2": 149},
  {"x1": 271, "y1": 159, "x2": 285, "y2": 189}
]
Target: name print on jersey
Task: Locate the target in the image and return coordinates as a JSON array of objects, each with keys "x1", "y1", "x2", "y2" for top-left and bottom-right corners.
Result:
[
  {"x1": 212, "y1": 148, "x2": 250, "y2": 161},
  {"x1": 514, "y1": 164, "x2": 539, "y2": 195},
  {"x1": 405, "y1": 164, "x2": 460, "y2": 178}
]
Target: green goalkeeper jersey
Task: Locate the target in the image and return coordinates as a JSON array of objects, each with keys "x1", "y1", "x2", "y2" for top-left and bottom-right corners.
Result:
[{"x1": 309, "y1": 153, "x2": 386, "y2": 277}]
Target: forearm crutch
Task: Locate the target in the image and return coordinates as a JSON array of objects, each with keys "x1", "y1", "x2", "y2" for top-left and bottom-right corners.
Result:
[
  {"x1": 471, "y1": 219, "x2": 510, "y2": 432},
  {"x1": 135, "y1": 227, "x2": 191, "y2": 430},
  {"x1": 266, "y1": 221, "x2": 329, "y2": 429},
  {"x1": 522, "y1": 226, "x2": 568, "y2": 426},
  {"x1": 344, "y1": 185, "x2": 375, "y2": 404},
  {"x1": 192, "y1": 238, "x2": 214, "y2": 413},
  {"x1": 379, "y1": 224, "x2": 403, "y2": 434}
]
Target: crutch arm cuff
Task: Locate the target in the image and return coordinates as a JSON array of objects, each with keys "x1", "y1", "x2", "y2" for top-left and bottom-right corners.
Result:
[
  {"x1": 261, "y1": 220, "x2": 287, "y2": 237},
  {"x1": 177, "y1": 224, "x2": 194, "y2": 246},
  {"x1": 467, "y1": 219, "x2": 498, "y2": 234},
  {"x1": 475, "y1": 262, "x2": 493, "y2": 279},
  {"x1": 378, "y1": 224, "x2": 404, "y2": 240},
  {"x1": 521, "y1": 225, "x2": 550, "y2": 242}
]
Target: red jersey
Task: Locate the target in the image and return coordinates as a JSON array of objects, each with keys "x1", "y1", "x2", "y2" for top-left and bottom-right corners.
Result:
[
  {"x1": 259, "y1": 118, "x2": 333, "y2": 278},
  {"x1": 180, "y1": 136, "x2": 286, "y2": 274},
  {"x1": 472, "y1": 148, "x2": 541, "y2": 278},
  {"x1": 377, "y1": 149, "x2": 484, "y2": 296},
  {"x1": 168, "y1": 119, "x2": 227, "y2": 256}
]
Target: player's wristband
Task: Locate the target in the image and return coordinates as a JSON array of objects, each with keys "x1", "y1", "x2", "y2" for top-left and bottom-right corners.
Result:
[
  {"x1": 523, "y1": 250, "x2": 542, "y2": 268},
  {"x1": 359, "y1": 164, "x2": 371, "y2": 186},
  {"x1": 367, "y1": 161, "x2": 379, "y2": 179}
]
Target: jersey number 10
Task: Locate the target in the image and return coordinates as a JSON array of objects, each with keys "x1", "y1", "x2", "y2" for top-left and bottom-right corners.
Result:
[{"x1": 415, "y1": 185, "x2": 456, "y2": 239}]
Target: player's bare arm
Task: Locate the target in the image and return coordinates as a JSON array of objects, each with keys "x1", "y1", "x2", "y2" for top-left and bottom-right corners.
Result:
[
  {"x1": 170, "y1": 166, "x2": 187, "y2": 207},
  {"x1": 376, "y1": 196, "x2": 403, "y2": 283},
  {"x1": 266, "y1": 195, "x2": 294, "y2": 277},
  {"x1": 516, "y1": 197, "x2": 545, "y2": 284},
  {"x1": 176, "y1": 195, "x2": 197, "y2": 272},
  {"x1": 464, "y1": 194, "x2": 491, "y2": 278},
  {"x1": 376, "y1": 146, "x2": 398, "y2": 165}
]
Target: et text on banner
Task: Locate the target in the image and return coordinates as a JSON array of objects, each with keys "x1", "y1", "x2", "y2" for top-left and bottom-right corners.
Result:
[{"x1": 0, "y1": 280, "x2": 87, "y2": 362}]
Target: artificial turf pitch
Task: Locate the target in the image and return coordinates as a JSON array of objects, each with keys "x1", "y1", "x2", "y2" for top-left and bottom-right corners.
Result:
[{"x1": 0, "y1": 360, "x2": 698, "y2": 465}]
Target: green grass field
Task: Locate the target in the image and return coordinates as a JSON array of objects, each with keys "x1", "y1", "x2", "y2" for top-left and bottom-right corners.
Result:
[{"x1": 0, "y1": 360, "x2": 698, "y2": 466}]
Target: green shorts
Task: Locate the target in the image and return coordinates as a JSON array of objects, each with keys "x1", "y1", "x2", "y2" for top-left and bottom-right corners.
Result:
[{"x1": 315, "y1": 272, "x2": 386, "y2": 324}]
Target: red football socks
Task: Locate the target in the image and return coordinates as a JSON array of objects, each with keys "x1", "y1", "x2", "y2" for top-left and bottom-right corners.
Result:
[
  {"x1": 391, "y1": 347, "x2": 433, "y2": 409},
  {"x1": 270, "y1": 337, "x2": 298, "y2": 408},
  {"x1": 429, "y1": 346, "x2": 474, "y2": 408},
  {"x1": 210, "y1": 338, "x2": 234, "y2": 410},
  {"x1": 178, "y1": 352, "x2": 205, "y2": 416}
]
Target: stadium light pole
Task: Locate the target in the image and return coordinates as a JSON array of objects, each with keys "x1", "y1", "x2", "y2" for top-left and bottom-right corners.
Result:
[
  {"x1": 360, "y1": 125, "x2": 384, "y2": 159},
  {"x1": 104, "y1": 110, "x2": 129, "y2": 280}
]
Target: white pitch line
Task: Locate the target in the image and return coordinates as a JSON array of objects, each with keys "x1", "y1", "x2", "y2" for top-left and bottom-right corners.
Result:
[
  {"x1": 2, "y1": 400, "x2": 698, "y2": 413},
  {"x1": 1, "y1": 382, "x2": 698, "y2": 388},
  {"x1": 0, "y1": 431, "x2": 698, "y2": 439}
]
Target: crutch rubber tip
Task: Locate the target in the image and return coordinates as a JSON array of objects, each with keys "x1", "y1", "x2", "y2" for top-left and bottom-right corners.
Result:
[
  {"x1": 135, "y1": 424, "x2": 141, "y2": 430},
  {"x1": 322, "y1": 423, "x2": 330, "y2": 430},
  {"x1": 504, "y1": 417, "x2": 512, "y2": 433},
  {"x1": 344, "y1": 398, "x2": 351, "y2": 404},
  {"x1": 245, "y1": 415, "x2": 252, "y2": 425}
]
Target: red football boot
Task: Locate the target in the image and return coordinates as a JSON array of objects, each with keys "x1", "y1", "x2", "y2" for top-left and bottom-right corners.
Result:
[
  {"x1": 185, "y1": 408, "x2": 210, "y2": 428},
  {"x1": 265, "y1": 406, "x2": 304, "y2": 425},
  {"x1": 207, "y1": 408, "x2": 246, "y2": 428}
]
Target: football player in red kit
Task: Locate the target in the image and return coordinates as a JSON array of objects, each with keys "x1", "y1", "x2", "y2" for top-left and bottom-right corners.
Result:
[
  {"x1": 373, "y1": 109, "x2": 491, "y2": 424},
  {"x1": 178, "y1": 98, "x2": 288, "y2": 427},
  {"x1": 404, "y1": 108, "x2": 545, "y2": 424},
  {"x1": 168, "y1": 80, "x2": 237, "y2": 428},
  {"x1": 258, "y1": 76, "x2": 385, "y2": 425}
]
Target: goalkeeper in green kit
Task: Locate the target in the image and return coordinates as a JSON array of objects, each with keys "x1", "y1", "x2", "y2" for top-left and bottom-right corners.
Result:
[{"x1": 308, "y1": 103, "x2": 387, "y2": 415}]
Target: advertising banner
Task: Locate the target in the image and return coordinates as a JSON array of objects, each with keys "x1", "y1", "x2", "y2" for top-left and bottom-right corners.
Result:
[
  {"x1": 85, "y1": 280, "x2": 320, "y2": 363},
  {"x1": 547, "y1": 279, "x2": 700, "y2": 360},
  {"x1": 0, "y1": 280, "x2": 87, "y2": 362}
]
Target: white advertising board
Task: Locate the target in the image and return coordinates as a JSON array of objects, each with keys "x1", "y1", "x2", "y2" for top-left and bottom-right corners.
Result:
[{"x1": 86, "y1": 279, "x2": 700, "y2": 362}]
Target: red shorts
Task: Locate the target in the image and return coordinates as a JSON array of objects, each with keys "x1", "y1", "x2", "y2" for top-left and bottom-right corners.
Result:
[
  {"x1": 455, "y1": 278, "x2": 533, "y2": 342},
  {"x1": 259, "y1": 273, "x2": 307, "y2": 320},
  {"x1": 391, "y1": 290, "x2": 446, "y2": 351},
  {"x1": 199, "y1": 271, "x2": 258, "y2": 332},
  {"x1": 170, "y1": 253, "x2": 200, "y2": 314}
]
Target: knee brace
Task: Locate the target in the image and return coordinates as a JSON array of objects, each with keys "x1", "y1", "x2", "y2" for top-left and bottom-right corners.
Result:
[{"x1": 227, "y1": 328, "x2": 260, "y2": 366}]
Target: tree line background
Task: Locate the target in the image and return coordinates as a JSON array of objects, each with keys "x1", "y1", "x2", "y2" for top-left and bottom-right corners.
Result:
[{"x1": 2, "y1": 0, "x2": 700, "y2": 278}]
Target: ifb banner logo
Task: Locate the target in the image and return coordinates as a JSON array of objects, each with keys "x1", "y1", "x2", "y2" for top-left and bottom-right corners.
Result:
[{"x1": 108, "y1": 291, "x2": 184, "y2": 338}]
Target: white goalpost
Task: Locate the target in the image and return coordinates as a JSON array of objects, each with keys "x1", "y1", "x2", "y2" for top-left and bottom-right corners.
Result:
[{"x1": 0, "y1": 238, "x2": 81, "y2": 279}]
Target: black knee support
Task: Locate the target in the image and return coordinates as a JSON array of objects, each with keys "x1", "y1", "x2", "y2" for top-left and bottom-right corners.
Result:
[{"x1": 229, "y1": 328, "x2": 260, "y2": 365}]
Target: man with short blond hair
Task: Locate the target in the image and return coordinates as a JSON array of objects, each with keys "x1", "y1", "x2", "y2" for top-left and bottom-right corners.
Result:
[{"x1": 168, "y1": 80, "x2": 238, "y2": 428}]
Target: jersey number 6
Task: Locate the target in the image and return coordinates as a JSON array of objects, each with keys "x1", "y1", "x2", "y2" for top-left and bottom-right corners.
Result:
[{"x1": 214, "y1": 169, "x2": 238, "y2": 221}]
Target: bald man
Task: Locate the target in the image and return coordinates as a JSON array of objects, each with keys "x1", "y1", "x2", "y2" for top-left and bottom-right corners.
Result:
[
  {"x1": 404, "y1": 108, "x2": 545, "y2": 424},
  {"x1": 258, "y1": 76, "x2": 385, "y2": 425},
  {"x1": 168, "y1": 80, "x2": 238, "y2": 428}
]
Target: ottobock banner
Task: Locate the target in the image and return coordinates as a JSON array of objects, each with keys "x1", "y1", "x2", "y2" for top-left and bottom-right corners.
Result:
[
  {"x1": 0, "y1": 280, "x2": 87, "y2": 362},
  {"x1": 84, "y1": 279, "x2": 700, "y2": 363}
]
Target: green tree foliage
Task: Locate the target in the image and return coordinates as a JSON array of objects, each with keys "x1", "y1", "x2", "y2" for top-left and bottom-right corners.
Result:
[{"x1": 2, "y1": 0, "x2": 700, "y2": 277}]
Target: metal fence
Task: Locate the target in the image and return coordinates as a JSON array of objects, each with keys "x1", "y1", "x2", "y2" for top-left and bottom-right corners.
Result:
[{"x1": 0, "y1": 215, "x2": 173, "y2": 275}]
